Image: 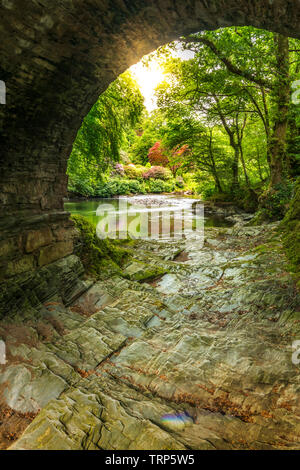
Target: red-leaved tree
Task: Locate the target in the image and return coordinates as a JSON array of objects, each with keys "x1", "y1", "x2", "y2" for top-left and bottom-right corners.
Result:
[
  {"x1": 147, "y1": 142, "x2": 169, "y2": 167},
  {"x1": 148, "y1": 142, "x2": 190, "y2": 177},
  {"x1": 168, "y1": 144, "x2": 190, "y2": 177}
]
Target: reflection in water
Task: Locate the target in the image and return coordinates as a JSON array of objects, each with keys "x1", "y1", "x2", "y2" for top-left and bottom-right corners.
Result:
[{"x1": 65, "y1": 195, "x2": 233, "y2": 241}]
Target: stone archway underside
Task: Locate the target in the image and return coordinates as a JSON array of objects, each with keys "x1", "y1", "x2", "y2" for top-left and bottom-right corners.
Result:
[{"x1": 1, "y1": 0, "x2": 300, "y2": 313}]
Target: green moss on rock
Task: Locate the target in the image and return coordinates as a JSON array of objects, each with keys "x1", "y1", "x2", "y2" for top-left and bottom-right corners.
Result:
[
  {"x1": 251, "y1": 181, "x2": 295, "y2": 224},
  {"x1": 71, "y1": 214, "x2": 131, "y2": 279},
  {"x1": 123, "y1": 260, "x2": 168, "y2": 282},
  {"x1": 280, "y1": 178, "x2": 300, "y2": 284}
]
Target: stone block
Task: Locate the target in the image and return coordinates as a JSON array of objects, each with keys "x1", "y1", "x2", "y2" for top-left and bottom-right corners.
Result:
[
  {"x1": 6, "y1": 255, "x2": 35, "y2": 277},
  {"x1": 53, "y1": 226, "x2": 77, "y2": 242},
  {"x1": 0, "y1": 237, "x2": 20, "y2": 259},
  {"x1": 25, "y1": 227, "x2": 53, "y2": 253},
  {"x1": 38, "y1": 241, "x2": 73, "y2": 267}
]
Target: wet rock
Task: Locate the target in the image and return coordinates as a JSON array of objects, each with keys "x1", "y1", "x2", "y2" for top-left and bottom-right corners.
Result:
[
  {"x1": 0, "y1": 255, "x2": 87, "y2": 319},
  {"x1": 2, "y1": 221, "x2": 300, "y2": 450}
]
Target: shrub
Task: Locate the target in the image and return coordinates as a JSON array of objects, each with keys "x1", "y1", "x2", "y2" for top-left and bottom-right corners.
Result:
[
  {"x1": 143, "y1": 166, "x2": 172, "y2": 181},
  {"x1": 195, "y1": 178, "x2": 216, "y2": 198},
  {"x1": 127, "y1": 179, "x2": 145, "y2": 194},
  {"x1": 95, "y1": 178, "x2": 145, "y2": 197},
  {"x1": 68, "y1": 176, "x2": 94, "y2": 196},
  {"x1": 147, "y1": 179, "x2": 175, "y2": 193},
  {"x1": 258, "y1": 181, "x2": 295, "y2": 221},
  {"x1": 123, "y1": 164, "x2": 145, "y2": 179},
  {"x1": 111, "y1": 163, "x2": 125, "y2": 177},
  {"x1": 175, "y1": 176, "x2": 185, "y2": 188}
]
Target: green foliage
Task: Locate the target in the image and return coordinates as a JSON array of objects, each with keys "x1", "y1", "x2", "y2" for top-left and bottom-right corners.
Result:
[
  {"x1": 123, "y1": 164, "x2": 146, "y2": 179},
  {"x1": 129, "y1": 112, "x2": 168, "y2": 164},
  {"x1": 95, "y1": 178, "x2": 145, "y2": 197},
  {"x1": 257, "y1": 181, "x2": 295, "y2": 221},
  {"x1": 68, "y1": 176, "x2": 95, "y2": 197},
  {"x1": 93, "y1": 176, "x2": 176, "y2": 197},
  {"x1": 195, "y1": 178, "x2": 217, "y2": 199},
  {"x1": 175, "y1": 176, "x2": 184, "y2": 188},
  {"x1": 147, "y1": 179, "x2": 175, "y2": 193},
  {"x1": 287, "y1": 104, "x2": 300, "y2": 178},
  {"x1": 143, "y1": 166, "x2": 172, "y2": 180},
  {"x1": 280, "y1": 178, "x2": 300, "y2": 283},
  {"x1": 67, "y1": 70, "x2": 144, "y2": 191},
  {"x1": 148, "y1": 25, "x2": 300, "y2": 201},
  {"x1": 66, "y1": 25, "x2": 300, "y2": 219}
]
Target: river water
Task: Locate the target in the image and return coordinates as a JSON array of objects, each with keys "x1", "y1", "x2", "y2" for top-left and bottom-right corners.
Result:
[{"x1": 64, "y1": 194, "x2": 234, "y2": 241}]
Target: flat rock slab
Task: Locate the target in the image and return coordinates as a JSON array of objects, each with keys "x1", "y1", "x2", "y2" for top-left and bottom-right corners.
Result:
[{"x1": 1, "y1": 223, "x2": 300, "y2": 450}]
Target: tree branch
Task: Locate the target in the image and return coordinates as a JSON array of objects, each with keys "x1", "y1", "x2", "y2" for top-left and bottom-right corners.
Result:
[{"x1": 181, "y1": 36, "x2": 273, "y2": 90}]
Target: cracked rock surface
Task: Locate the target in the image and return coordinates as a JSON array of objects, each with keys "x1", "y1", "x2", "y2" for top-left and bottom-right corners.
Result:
[{"x1": 1, "y1": 222, "x2": 300, "y2": 450}]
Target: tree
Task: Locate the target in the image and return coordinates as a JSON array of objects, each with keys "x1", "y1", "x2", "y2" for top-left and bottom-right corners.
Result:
[
  {"x1": 148, "y1": 142, "x2": 169, "y2": 166},
  {"x1": 268, "y1": 34, "x2": 290, "y2": 186},
  {"x1": 168, "y1": 144, "x2": 190, "y2": 177},
  {"x1": 179, "y1": 27, "x2": 293, "y2": 189},
  {"x1": 67, "y1": 70, "x2": 144, "y2": 193},
  {"x1": 147, "y1": 140, "x2": 190, "y2": 176},
  {"x1": 129, "y1": 111, "x2": 167, "y2": 165}
]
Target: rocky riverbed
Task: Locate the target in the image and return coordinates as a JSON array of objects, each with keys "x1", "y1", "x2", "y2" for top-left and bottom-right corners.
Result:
[{"x1": 0, "y1": 217, "x2": 300, "y2": 450}]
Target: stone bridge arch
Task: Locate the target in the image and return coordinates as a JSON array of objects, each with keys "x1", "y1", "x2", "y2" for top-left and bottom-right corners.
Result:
[{"x1": 0, "y1": 0, "x2": 299, "y2": 313}]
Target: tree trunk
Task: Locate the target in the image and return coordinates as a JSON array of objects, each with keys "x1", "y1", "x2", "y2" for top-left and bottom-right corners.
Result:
[
  {"x1": 256, "y1": 148, "x2": 264, "y2": 182},
  {"x1": 208, "y1": 129, "x2": 223, "y2": 193},
  {"x1": 239, "y1": 143, "x2": 250, "y2": 188},
  {"x1": 286, "y1": 111, "x2": 300, "y2": 177},
  {"x1": 269, "y1": 34, "x2": 290, "y2": 187},
  {"x1": 214, "y1": 96, "x2": 240, "y2": 192},
  {"x1": 236, "y1": 114, "x2": 251, "y2": 188},
  {"x1": 231, "y1": 144, "x2": 240, "y2": 192},
  {"x1": 212, "y1": 165, "x2": 223, "y2": 193}
]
